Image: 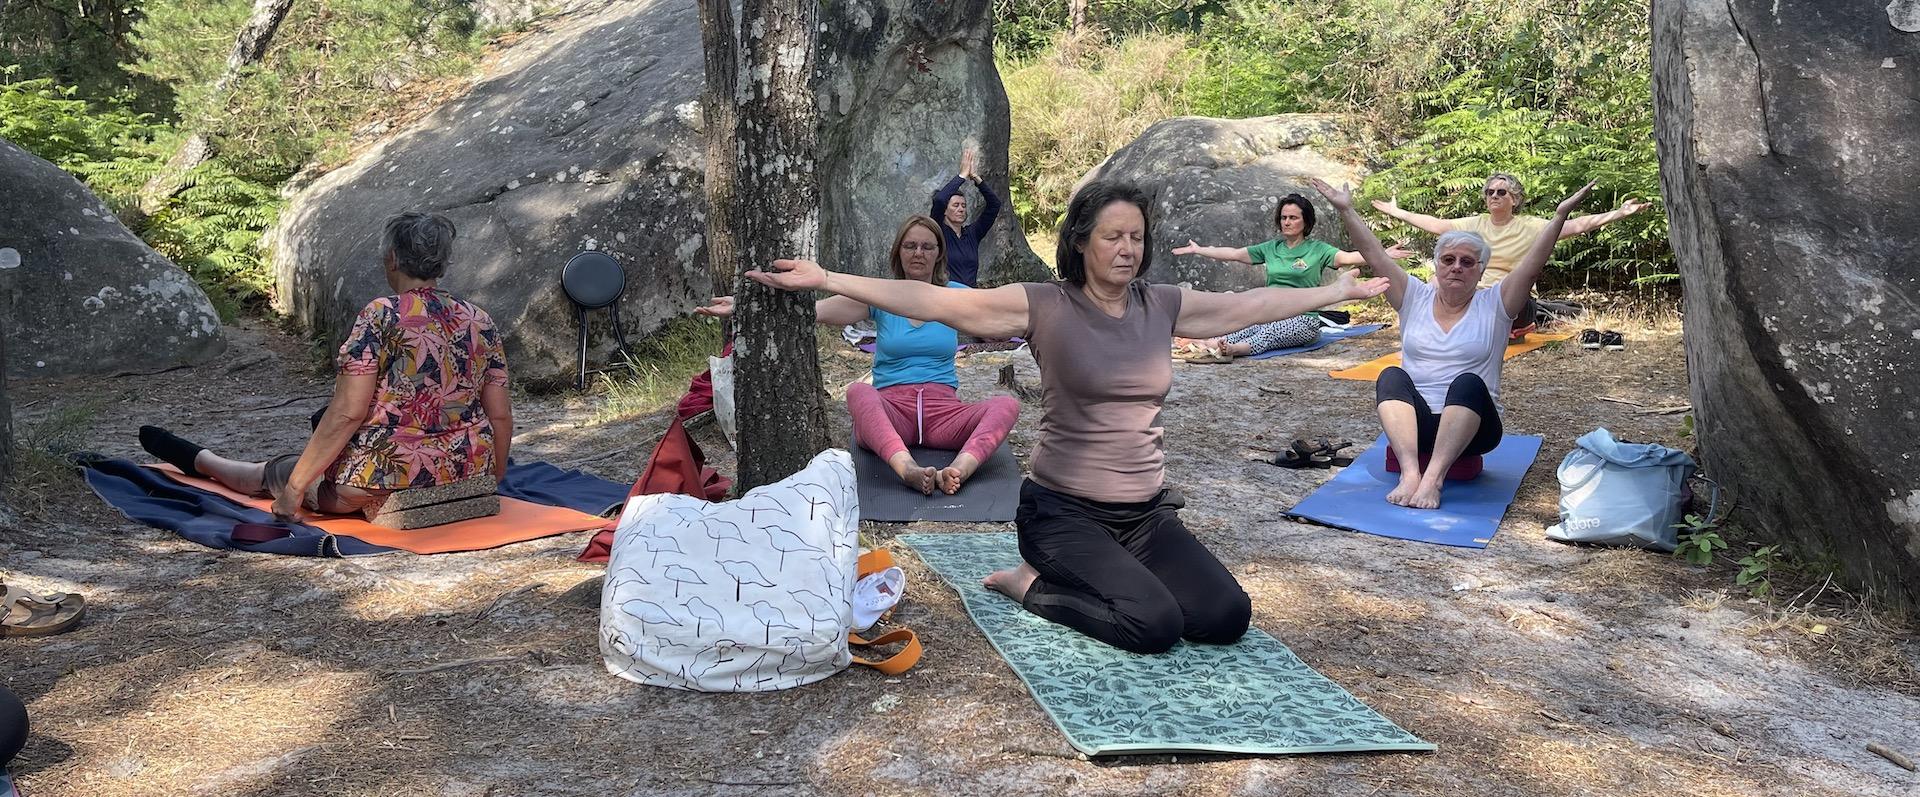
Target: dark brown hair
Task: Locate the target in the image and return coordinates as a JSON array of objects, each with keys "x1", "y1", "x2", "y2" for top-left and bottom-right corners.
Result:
[{"x1": 1055, "y1": 181, "x2": 1153, "y2": 287}]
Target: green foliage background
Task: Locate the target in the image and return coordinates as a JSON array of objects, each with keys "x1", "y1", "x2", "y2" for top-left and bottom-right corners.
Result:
[
  {"x1": 0, "y1": 0, "x2": 496, "y2": 316},
  {"x1": 4, "y1": 0, "x2": 1668, "y2": 311},
  {"x1": 998, "y1": 0, "x2": 1669, "y2": 287}
]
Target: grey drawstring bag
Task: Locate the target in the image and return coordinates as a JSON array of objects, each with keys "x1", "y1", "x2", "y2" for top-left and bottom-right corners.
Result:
[{"x1": 1544, "y1": 428, "x2": 1697, "y2": 552}]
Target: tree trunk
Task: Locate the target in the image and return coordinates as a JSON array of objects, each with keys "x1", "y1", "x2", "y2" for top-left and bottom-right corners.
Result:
[
  {"x1": 1068, "y1": 0, "x2": 1089, "y2": 35},
  {"x1": 695, "y1": 0, "x2": 740, "y2": 341},
  {"x1": 703, "y1": 0, "x2": 831, "y2": 491},
  {"x1": 137, "y1": 0, "x2": 296, "y2": 215},
  {"x1": 0, "y1": 290, "x2": 12, "y2": 489}
]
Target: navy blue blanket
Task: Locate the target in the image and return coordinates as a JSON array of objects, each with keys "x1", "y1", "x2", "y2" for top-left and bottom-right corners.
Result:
[{"x1": 83, "y1": 458, "x2": 630, "y2": 557}]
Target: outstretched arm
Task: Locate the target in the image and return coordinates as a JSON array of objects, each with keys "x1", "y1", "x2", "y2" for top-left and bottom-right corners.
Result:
[
  {"x1": 695, "y1": 294, "x2": 870, "y2": 327},
  {"x1": 1335, "y1": 240, "x2": 1413, "y2": 266},
  {"x1": 1558, "y1": 198, "x2": 1649, "y2": 239},
  {"x1": 1315, "y1": 178, "x2": 1412, "y2": 308},
  {"x1": 1175, "y1": 269, "x2": 1389, "y2": 339},
  {"x1": 746, "y1": 260, "x2": 1030, "y2": 340},
  {"x1": 1171, "y1": 240, "x2": 1253, "y2": 265},
  {"x1": 1370, "y1": 197, "x2": 1457, "y2": 236},
  {"x1": 1503, "y1": 181, "x2": 1595, "y2": 318}
]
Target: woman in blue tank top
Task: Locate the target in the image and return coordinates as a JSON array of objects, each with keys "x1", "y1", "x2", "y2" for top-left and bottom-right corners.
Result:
[{"x1": 698, "y1": 215, "x2": 1020, "y2": 496}]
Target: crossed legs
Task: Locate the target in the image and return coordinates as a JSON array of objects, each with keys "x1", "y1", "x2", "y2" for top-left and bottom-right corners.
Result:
[{"x1": 847, "y1": 383, "x2": 1019, "y2": 495}]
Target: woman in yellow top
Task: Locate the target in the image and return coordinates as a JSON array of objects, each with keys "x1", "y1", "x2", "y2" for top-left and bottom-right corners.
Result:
[{"x1": 1371, "y1": 173, "x2": 1647, "y2": 335}]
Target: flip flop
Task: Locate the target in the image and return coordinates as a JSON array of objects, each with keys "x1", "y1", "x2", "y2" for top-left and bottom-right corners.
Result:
[
  {"x1": 1, "y1": 585, "x2": 86, "y2": 637},
  {"x1": 1269, "y1": 449, "x2": 1319, "y2": 469},
  {"x1": 1308, "y1": 439, "x2": 1354, "y2": 464}
]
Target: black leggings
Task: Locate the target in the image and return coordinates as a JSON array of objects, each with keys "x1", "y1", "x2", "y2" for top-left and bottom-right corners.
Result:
[
  {"x1": 1, "y1": 685, "x2": 25, "y2": 771},
  {"x1": 1014, "y1": 479, "x2": 1251, "y2": 654},
  {"x1": 1375, "y1": 366, "x2": 1504, "y2": 458}
]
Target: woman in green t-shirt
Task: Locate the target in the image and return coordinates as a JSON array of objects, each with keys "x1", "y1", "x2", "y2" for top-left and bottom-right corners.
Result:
[{"x1": 1172, "y1": 194, "x2": 1411, "y2": 357}]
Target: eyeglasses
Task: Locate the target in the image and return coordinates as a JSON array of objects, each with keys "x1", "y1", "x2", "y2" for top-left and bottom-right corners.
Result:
[
  {"x1": 1439, "y1": 254, "x2": 1480, "y2": 269},
  {"x1": 900, "y1": 242, "x2": 940, "y2": 252},
  {"x1": 1483, "y1": 188, "x2": 1511, "y2": 198}
]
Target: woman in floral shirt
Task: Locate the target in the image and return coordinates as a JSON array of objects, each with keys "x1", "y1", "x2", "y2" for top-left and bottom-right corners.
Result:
[{"x1": 140, "y1": 212, "x2": 513, "y2": 522}]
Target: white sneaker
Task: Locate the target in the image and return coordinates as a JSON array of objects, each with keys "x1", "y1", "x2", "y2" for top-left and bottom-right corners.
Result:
[{"x1": 850, "y1": 566, "x2": 905, "y2": 631}]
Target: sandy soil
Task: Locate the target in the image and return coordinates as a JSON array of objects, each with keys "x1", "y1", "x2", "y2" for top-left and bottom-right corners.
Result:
[{"x1": 3, "y1": 317, "x2": 1916, "y2": 797}]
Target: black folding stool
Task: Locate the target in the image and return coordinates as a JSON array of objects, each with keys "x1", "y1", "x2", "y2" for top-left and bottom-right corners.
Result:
[{"x1": 561, "y1": 250, "x2": 634, "y2": 390}]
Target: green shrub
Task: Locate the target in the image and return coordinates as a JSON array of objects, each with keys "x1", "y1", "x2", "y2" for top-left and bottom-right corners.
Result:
[{"x1": 997, "y1": 0, "x2": 1668, "y2": 285}]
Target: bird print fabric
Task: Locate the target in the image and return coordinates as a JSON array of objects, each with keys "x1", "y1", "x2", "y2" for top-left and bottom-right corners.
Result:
[{"x1": 600, "y1": 449, "x2": 860, "y2": 691}]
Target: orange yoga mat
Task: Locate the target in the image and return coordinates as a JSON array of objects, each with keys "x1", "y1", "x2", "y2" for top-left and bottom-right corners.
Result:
[
  {"x1": 148, "y1": 465, "x2": 607, "y2": 554},
  {"x1": 1328, "y1": 332, "x2": 1573, "y2": 382}
]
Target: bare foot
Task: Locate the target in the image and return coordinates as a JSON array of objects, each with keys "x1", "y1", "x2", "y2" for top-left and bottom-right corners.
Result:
[
  {"x1": 1385, "y1": 473, "x2": 1423, "y2": 506},
  {"x1": 1406, "y1": 482, "x2": 1443, "y2": 510},
  {"x1": 937, "y1": 452, "x2": 981, "y2": 495},
  {"x1": 889, "y1": 452, "x2": 937, "y2": 495},
  {"x1": 982, "y1": 563, "x2": 1040, "y2": 603}
]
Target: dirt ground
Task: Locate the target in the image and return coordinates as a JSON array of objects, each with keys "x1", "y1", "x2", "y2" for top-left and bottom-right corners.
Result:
[{"x1": 3, "y1": 315, "x2": 1917, "y2": 797}]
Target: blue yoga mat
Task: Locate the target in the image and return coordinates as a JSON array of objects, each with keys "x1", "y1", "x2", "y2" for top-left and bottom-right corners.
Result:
[
  {"x1": 1245, "y1": 323, "x2": 1386, "y2": 361},
  {"x1": 84, "y1": 457, "x2": 629, "y2": 557},
  {"x1": 901, "y1": 532, "x2": 1435, "y2": 757},
  {"x1": 496, "y1": 459, "x2": 631, "y2": 516},
  {"x1": 1285, "y1": 435, "x2": 1544, "y2": 548}
]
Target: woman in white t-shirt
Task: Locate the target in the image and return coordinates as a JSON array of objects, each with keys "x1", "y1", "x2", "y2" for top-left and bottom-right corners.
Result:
[{"x1": 1311, "y1": 177, "x2": 1596, "y2": 510}]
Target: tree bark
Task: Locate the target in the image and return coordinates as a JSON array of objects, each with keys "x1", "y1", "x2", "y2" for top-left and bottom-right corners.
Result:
[
  {"x1": 137, "y1": 0, "x2": 296, "y2": 215},
  {"x1": 704, "y1": 0, "x2": 831, "y2": 491},
  {"x1": 1068, "y1": 0, "x2": 1089, "y2": 35},
  {"x1": 695, "y1": 0, "x2": 741, "y2": 341},
  {"x1": 0, "y1": 289, "x2": 12, "y2": 489}
]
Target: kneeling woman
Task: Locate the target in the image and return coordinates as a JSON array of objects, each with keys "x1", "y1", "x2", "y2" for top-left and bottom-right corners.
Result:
[
  {"x1": 698, "y1": 215, "x2": 1018, "y2": 496},
  {"x1": 744, "y1": 181, "x2": 1388, "y2": 654},
  {"x1": 139, "y1": 213, "x2": 513, "y2": 522},
  {"x1": 1312, "y1": 177, "x2": 1594, "y2": 510}
]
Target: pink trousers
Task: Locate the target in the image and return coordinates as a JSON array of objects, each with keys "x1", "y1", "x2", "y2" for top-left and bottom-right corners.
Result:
[{"x1": 846, "y1": 382, "x2": 1019, "y2": 465}]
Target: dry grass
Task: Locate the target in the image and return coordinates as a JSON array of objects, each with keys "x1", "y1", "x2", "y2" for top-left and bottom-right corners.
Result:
[
  {"x1": 1742, "y1": 576, "x2": 1920, "y2": 695},
  {"x1": 589, "y1": 316, "x2": 725, "y2": 424},
  {"x1": 1003, "y1": 32, "x2": 1207, "y2": 232}
]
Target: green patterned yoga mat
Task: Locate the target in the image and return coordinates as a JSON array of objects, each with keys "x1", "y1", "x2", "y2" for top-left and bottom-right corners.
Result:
[{"x1": 900, "y1": 532, "x2": 1436, "y2": 757}]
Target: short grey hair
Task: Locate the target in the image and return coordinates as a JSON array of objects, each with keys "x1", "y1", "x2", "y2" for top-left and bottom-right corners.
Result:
[
  {"x1": 382, "y1": 212, "x2": 457, "y2": 280},
  {"x1": 1434, "y1": 230, "x2": 1492, "y2": 271},
  {"x1": 1486, "y1": 172, "x2": 1525, "y2": 202}
]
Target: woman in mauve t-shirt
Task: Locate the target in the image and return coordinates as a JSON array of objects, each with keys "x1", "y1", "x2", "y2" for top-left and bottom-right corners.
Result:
[{"x1": 747, "y1": 181, "x2": 1388, "y2": 654}]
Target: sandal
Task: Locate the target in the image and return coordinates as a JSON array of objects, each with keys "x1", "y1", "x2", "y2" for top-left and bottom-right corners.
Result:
[
  {"x1": 1269, "y1": 449, "x2": 1319, "y2": 469},
  {"x1": 1, "y1": 584, "x2": 86, "y2": 637},
  {"x1": 1173, "y1": 343, "x2": 1232, "y2": 364},
  {"x1": 1289, "y1": 438, "x2": 1355, "y2": 467}
]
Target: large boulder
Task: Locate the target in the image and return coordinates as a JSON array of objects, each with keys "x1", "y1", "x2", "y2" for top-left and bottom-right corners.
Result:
[
  {"x1": 816, "y1": 0, "x2": 1045, "y2": 288},
  {"x1": 272, "y1": 0, "x2": 1043, "y2": 385},
  {"x1": 1076, "y1": 115, "x2": 1362, "y2": 292},
  {"x1": 0, "y1": 140, "x2": 224, "y2": 378},
  {"x1": 1653, "y1": 1, "x2": 1920, "y2": 607}
]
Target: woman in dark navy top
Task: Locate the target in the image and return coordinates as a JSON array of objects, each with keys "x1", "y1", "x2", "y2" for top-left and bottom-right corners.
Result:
[{"x1": 930, "y1": 146, "x2": 1002, "y2": 287}]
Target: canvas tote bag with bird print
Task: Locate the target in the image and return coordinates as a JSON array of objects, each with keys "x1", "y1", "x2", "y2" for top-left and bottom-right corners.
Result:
[{"x1": 599, "y1": 449, "x2": 861, "y2": 691}]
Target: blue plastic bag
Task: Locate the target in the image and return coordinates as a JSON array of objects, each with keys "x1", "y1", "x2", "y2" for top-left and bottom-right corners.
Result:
[{"x1": 1544, "y1": 428, "x2": 1696, "y2": 552}]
